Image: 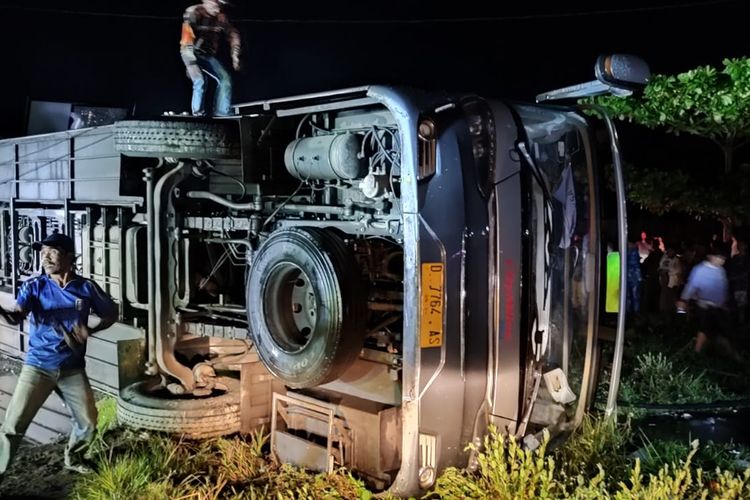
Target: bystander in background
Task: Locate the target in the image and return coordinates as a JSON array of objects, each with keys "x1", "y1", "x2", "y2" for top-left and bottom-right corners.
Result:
[
  {"x1": 658, "y1": 242, "x2": 685, "y2": 315},
  {"x1": 678, "y1": 242, "x2": 730, "y2": 354}
]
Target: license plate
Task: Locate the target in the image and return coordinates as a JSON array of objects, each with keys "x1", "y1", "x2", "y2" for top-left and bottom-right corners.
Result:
[{"x1": 420, "y1": 263, "x2": 444, "y2": 348}]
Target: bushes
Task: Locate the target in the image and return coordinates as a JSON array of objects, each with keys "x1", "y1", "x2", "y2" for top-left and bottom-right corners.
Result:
[
  {"x1": 433, "y1": 428, "x2": 562, "y2": 499},
  {"x1": 431, "y1": 423, "x2": 750, "y2": 500},
  {"x1": 615, "y1": 443, "x2": 750, "y2": 499}
]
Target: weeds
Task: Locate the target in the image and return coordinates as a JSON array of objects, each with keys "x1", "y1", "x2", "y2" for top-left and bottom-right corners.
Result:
[
  {"x1": 212, "y1": 438, "x2": 267, "y2": 485},
  {"x1": 84, "y1": 397, "x2": 119, "y2": 459},
  {"x1": 69, "y1": 411, "x2": 750, "y2": 499},
  {"x1": 553, "y1": 414, "x2": 632, "y2": 486},
  {"x1": 620, "y1": 352, "x2": 730, "y2": 404},
  {"x1": 637, "y1": 431, "x2": 750, "y2": 477},
  {"x1": 432, "y1": 426, "x2": 565, "y2": 498},
  {"x1": 72, "y1": 426, "x2": 372, "y2": 500},
  {"x1": 613, "y1": 315, "x2": 750, "y2": 406},
  {"x1": 69, "y1": 374, "x2": 750, "y2": 498},
  {"x1": 72, "y1": 453, "x2": 174, "y2": 500},
  {"x1": 615, "y1": 441, "x2": 750, "y2": 499},
  {"x1": 431, "y1": 422, "x2": 750, "y2": 499},
  {"x1": 245, "y1": 463, "x2": 371, "y2": 499}
]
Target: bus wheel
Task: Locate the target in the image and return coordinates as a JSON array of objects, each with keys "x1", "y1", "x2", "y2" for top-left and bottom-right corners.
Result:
[
  {"x1": 246, "y1": 228, "x2": 366, "y2": 389},
  {"x1": 114, "y1": 120, "x2": 240, "y2": 159},
  {"x1": 117, "y1": 376, "x2": 241, "y2": 438}
]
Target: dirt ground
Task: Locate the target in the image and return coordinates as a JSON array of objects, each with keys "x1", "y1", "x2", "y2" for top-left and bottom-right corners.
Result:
[{"x1": 0, "y1": 354, "x2": 80, "y2": 499}]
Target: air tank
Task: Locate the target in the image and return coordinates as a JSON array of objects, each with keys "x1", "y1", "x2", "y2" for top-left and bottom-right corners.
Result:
[{"x1": 284, "y1": 133, "x2": 367, "y2": 181}]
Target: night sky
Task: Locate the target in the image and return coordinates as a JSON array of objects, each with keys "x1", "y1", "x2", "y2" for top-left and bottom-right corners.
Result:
[
  {"x1": 0, "y1": 0, "x2": 745, "y2": 139},
  {"x1": 0, "y1": 0, "x2": 747, "y2": 238}
]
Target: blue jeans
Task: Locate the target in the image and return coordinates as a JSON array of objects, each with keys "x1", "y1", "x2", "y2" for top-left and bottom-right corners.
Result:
[
  {"x1": 181, "y1": 47, "x2": 233, "y2": 116},
  {"x1": 626, "y1": 276, "x2": 641, "y2": 314},
  {"x1": 0, "y1": 365, "x2": 98, "y2": 475}
]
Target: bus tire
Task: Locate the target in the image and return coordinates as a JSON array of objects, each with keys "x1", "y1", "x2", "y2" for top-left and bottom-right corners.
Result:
[
  {"x1": 247, "y1": 228, "x2": 366, "y2": 389},
  {"x1": 117, "y1": 376, "x2": 241, "y2": 439},
  {"x1": 114, "y1": 120, "x2": 240, "y2": 159}
]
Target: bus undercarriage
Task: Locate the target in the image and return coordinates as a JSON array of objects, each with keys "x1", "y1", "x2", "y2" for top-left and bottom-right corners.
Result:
[{"x1": 0, "y1": 55, "x2": 648, "y2": 495}]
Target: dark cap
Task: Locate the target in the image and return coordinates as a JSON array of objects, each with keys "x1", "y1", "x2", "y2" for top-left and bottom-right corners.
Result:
[{"x1": 32, "y1": 233, "x2": 75, "y2": 253}]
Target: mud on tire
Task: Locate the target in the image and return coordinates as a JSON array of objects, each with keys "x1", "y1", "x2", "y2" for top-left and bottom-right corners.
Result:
[
  {"x1": 117, "y1": 376, "x2": 241, "y2": 439},
  {"x1": 247, "y1": 228, "x2": 367, "y2": 389},
  {"x1": 114, "y1": 120, "x2": 240, "y2": 159}
]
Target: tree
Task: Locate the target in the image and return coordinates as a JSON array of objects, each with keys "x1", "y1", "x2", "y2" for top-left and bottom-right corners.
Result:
[
  {"x1": 592, "y1": 57, "x2": 750, "y2": 173},
  {"x1": 621, "y1": 162, "x2": 750, "y2": 223},
  {"x1": 588, "y1": 57, "x2": 750, "y2": 234}
]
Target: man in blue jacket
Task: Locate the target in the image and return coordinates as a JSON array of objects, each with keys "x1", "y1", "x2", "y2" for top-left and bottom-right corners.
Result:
[{"x1": 0, "y1": 233, "x2": 117, "y2": 477}]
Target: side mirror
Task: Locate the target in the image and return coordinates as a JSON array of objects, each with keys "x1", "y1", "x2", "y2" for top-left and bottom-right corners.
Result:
[
  {"x1": 536, "y1": 54, "x2": 651, "y2": 103},
  {"x1": 595, "y1": 54, "x2": 650, "y2": 91}
]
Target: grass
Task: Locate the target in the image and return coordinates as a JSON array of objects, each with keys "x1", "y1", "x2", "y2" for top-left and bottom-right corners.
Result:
[
  {"x1": 69, "y1": 402, "x2": 750, "y2": 499},
  {"x1": 71, "y1": 416, "x2": 373, "y2": 500},
  {"x1": 593, "y1": 316, "x2": 750, "y2": 408},
  {"x1": 84, "y1": 397, "x2": 119, "y2": 459},
  {"x1": 552, "y1": 415, "x2": 632, "y2": 487},
  {"x1": 636, "y1": 432, "x2": 750, "y2": 478},
  {"x1": 77, "y1": 321, "x2": 750, "y2": 500},
  {"x1": 619, "y1": 352, "x2": 730, "y2": 405}
]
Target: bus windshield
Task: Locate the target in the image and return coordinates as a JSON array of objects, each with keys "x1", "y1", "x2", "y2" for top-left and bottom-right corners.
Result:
[{"x1": 515, "y1": 104, "x2": 599, "y2": 430}]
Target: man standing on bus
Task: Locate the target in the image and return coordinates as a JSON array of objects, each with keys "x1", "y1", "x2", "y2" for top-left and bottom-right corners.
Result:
[
  {"x1": 180, "y1": 0, "x2": 242, "y2": 117},
  {"x1": 0, "y1": 233, "x2": 117, "y2": 477}
]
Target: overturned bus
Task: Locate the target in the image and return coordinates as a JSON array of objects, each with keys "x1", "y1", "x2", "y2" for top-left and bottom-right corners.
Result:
[{"x1": 0, "y1": 55, "x2": 647, "y2": 495}]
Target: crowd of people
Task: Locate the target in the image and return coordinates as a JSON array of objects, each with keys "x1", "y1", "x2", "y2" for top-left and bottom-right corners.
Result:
[{"x1": 625, "y1": 230, "x2": 749, "y2": 355}]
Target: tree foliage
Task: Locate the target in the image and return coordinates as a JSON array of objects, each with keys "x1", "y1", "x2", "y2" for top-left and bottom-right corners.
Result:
[
  {"x1": 622, "y1": 163, "x2": 750, "y2": 223},
  {"x1": 592, "y1": 57, "x2": 750, "y2": 173},
  {"x1": 588, "y1": 57, "x2": 750, "y2": 227}
]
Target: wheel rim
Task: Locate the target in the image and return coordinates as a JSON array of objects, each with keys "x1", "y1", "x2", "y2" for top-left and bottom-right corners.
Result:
[{"x1": 263, "y1": 262, "x2": 318, "y2": 353}]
